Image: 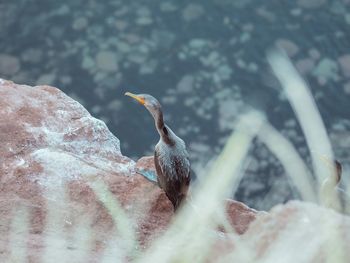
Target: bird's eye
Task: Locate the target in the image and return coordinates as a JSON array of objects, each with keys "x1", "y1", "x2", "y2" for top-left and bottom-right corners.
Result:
[{"x1": 162, "y1": 127, "x2": 168, "y2": 135}]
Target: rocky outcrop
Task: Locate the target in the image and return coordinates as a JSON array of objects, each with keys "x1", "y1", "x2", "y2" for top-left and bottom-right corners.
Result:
[
  {"x1": 0, "y1": 79, "x2": 257, "y2": 262},
  {"x1": 2, "y1": 79, "x2": 348, "y2": 263}
]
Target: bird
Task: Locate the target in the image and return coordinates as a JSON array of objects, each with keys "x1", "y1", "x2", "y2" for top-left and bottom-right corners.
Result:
[
  {"x1": 320, "y1": 158, "x2": 350, "y2": 214},
  {"x1": 125, "y1": 92, "x2": 191, "y2": 210}
]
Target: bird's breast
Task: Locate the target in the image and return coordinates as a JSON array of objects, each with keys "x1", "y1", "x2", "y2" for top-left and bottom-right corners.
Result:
[{"x1": 155, "y1": 141, "x2": 190, "y2": 179}]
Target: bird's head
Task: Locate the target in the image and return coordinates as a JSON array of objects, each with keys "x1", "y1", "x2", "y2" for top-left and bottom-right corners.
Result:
[
  {"x1": 125, "y1": 91, "x2": 175, "y2": 145},
  {"x1": 335, "y1": 160, "x2": 343, "y2": 182},
  {"x1": 125, "y1": 92, "x2": 161, "y2": 114}
]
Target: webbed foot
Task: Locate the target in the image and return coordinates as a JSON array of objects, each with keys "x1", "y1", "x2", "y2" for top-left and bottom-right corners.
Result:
[{"x1": 136, "y1": 169, "x2": 159, "y2": 186}]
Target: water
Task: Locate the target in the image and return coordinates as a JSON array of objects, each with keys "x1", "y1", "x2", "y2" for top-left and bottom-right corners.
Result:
[{"x1": 1, "y1": 0, "x2": 350, "y2": 210}]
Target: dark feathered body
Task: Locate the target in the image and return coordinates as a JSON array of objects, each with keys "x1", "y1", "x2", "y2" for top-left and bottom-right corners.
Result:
[
  {"x1": 125, "y1": 92, "x2": 191, "y2": 210},
  {"x1": 154, "y1": 126, "x2": 190, "y2": 210}
]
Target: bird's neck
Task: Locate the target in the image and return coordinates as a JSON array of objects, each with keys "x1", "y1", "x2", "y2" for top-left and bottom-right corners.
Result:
[
  {"x1": 153, "y1": 109, "x2": 164, "y2": 131},
  {"x1": 152, "y1": 110, "x2": 174, "y2": 146}
]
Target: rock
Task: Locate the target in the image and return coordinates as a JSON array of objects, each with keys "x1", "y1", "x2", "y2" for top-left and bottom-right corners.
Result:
[
  {"x1": 235, "y1": 201, "x2": 350, "y2": 262},
  {"x1": 312, "y1": 58, "x2": 339, "y2": 82},
  {"x1": 72, "y1": 17, "x2": 88, "y2": 31},
  {"x1": 95, "y1": 51, "x2": 118, "y2": 72},
  {"x1": 0, "y1": 79, "x2": 165, "y2": 261},
  {"x1": 56, "y1": 4, "x2": 70, "y2": 15},
  {"x1": 182, "y1": 4, "x2": 204, "y2": 22},
  {"x1": 177, "y1": 75, "x2": 194, "y2": 93},
  {"x1": 0, "y1": 79, "x2": 258, "y2": 262},
  {"x1": 256, "y1": 7, "x2": 276, "y2": 22},
  {"x1": 151, "y1": 30, "x2": 175, "y2": 49},
  {"x1": 346, "y1": 14, "x2": 350, "y2": 25},
  {"x1": 124, "y1": 34, "x2": 140, "y2": 44},
  {"x1": 189, "y1": 38, "x2": 207, "y2": 49},
  {"x1": 36, "y1": 73, "x2": 56, "y2": 85},
  {"x1": 160, "y1": 2, "x2": 178, "y2": 12},
  {"x1": 240, "y1": 32, "x2": 251, "y2": 43},
  {"x1": 297, "y1": 0, "x2": 327, "y2": 9},
  {"x1": 225, "y1": 199, "x2": 259, "y2": 234},
  {"x1": 338, "y1": 54, "x2": 350, "y2": 77},
  {"x1": 21, "y1": 48, "x2": 43, "y2": 64},
  {"x1": 275, "y1": 39, "x2": 299, "y2": 57},
  {"x1": 3, "y1": 81, "x2": 349, "y2": 262},
  {"x1": 115, "y1": 20, "x2": 128, "y2": 31},
  {"x1": 344, "y1": 82, "x2": 350, "y2": 94},
  {"x1": 137, "y1": 7, "x2": 151, "y2": 17},
  {"x1": 0, "y1": 54, "x2": 20, "y2": 76},
  {"x1": 296, "y1": 58, "x2": 315, "y2": 75},
  {"x1": 136, "y1": 17, "x2": 153, "y2": 26},
  {"x1": 82, "y1": 55, "x2": 95, "y2": 70},
  {"x1": 135, "y1": 8, "x2": 153, "y2": 25},
  {"x1": 290, "y1": 8, "x2": 302, "y2": 16},
  {"x1": 309, "y1": 48, "x2": 321, "y2": 60}
]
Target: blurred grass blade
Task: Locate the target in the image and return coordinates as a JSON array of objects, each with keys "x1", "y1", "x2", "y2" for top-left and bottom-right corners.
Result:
[
  {"x1": 67, "y1": 217, "x2": 93, "y2": 262},
  {"x1": 8, "y1": 206, "x2": 29, "y2": 263},
  {"x1": 267, "y1": 51, "x2": 334, "y2": 190},
  {"x1": 100, "y1": 236, "x2": 125, "y2": 263},
  {"x1": 268, "y1": 50, "x2": 345, "y2": 263},
  {"x1": 43, "y1": 185, "x2": 69, "y2": 263},
  {"x1": 259, "y1": 122, "x2": 316, "y2": 202},
  {"x1": 89, "y1": 180, "x2": 136, "y2": 258}
]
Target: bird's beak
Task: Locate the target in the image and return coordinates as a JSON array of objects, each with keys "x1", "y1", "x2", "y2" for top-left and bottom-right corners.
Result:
[{"x1": 125, "y1": 92, "x2": 145, "y2": 105}]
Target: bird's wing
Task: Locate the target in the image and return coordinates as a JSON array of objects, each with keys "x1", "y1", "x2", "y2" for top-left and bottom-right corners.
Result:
[
  {"x1": 154, "y1": 149, "x2": 166, "y2": 190},
  {"x1": 164, "y1": 156, "x2": 191, "y2": 208},
  {"x1": 154, "y1": 149, "x2": 191, "y2": 209},
  {"x1": 173, "y1": 156, "x2": 190, "y2": 194}
]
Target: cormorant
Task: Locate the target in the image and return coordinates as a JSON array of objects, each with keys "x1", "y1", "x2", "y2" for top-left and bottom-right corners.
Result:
[
  {"x1": 320, "y1": 159, "x2": 350, "y2": 213},
  {"x1": 125, "y1": 92, "x2": 191, "y2": 210}
]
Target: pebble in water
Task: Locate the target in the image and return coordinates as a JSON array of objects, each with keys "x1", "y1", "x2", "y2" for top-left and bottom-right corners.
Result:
[
  {"x1": 297, "y1": 0, "x2": 327, "y2": 9},
  {"x1": 160, "y1": 2, "x2": 178, "y2": 12},
  {"x1": 72, "y1": 17, "x2": 88, "y2": 31},
  {"x1": 344, "y1": 82, "x2": 350, "y2": 94},
  {"x1": 36, "y1": 73, "x2": 56, "y2": 85},
  {"x1": 312, "y1": 58, "x2": 339, "y2": 83},
  {"x1": 182, "y1": 4, "x2": 204, "y2": 22},
  {"x1": 21, "y1": 49, "x2": 43, "y2": 64},
  {"x1": 338, "y1": 54, "x2": 350, "y2": 78},
  {"x1": 0, "y1": 54, "x2": 20, "y2": 76},
  {"x1": 177, "y1": 75, "x2": 194, "y2": 94},
  {"x1": 296, "y1": 58, "x2": 315, "y2": 75},
  {"x1": 275, "y1": 39, "x2": 299, "y2": 57},
  {"x1": 95, "y1": 51, "x2": 118, "y2": 72}
]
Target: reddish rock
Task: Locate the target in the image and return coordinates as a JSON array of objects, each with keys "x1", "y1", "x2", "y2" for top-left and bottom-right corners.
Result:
[
  {"x1": 135, "y1": 156, "x2": 155, "y2": 172},
  {"x1": 236, "y1": 201, "x2": 350, "y2": 262},
  {"x1": 225, "y1": 199, "x2": 260, "y2": 234},
  {"x1": 0, "y1": 79, "x2": 257, "y2": 262},
  {"x1": 3, "y1": 79, "x2": 347, "y2": 263}
]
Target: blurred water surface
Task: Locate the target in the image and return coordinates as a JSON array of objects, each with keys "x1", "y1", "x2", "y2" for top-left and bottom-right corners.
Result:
[{"x1": 1, "y1": 0, "x2": 350, "y2": 210}]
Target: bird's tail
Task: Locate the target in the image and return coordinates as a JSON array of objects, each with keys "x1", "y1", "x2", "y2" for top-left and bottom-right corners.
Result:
[{"x1": 173, "y1": 193, "x2": 187, "y2": 211}]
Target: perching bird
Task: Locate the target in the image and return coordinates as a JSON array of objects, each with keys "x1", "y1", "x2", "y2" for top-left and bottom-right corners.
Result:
[
  {"x1": 320, "y1": 158, "x2": 350, "y2": 213},
  {"x1": 125, "y1": 92, "x2": 191, "y2": 210}
]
